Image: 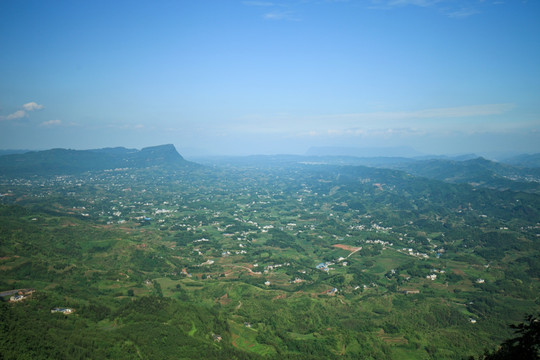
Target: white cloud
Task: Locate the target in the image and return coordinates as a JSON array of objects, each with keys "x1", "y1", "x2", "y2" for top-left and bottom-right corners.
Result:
[
  {"x1": 23, "y1": 102, "x2": 44, "y2": 111},
  {"x1": 0, "y1": 102, "x2": 44, "y2": 121},
  {"x1": 40, "y1": 119, "x2": 62, "y2": 127},
  {"x1": 2, "y1": 110, "x2": 27, "y2": 121}
]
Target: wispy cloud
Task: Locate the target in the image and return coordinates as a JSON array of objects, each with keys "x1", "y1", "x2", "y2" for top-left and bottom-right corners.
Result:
[
  {"x1": 106, "y1": 123, "x2": 147, "y2": 130},
  {"x1": 263, "y1": 10, "x2": 299, "y2": 20},
  {"x1": 243, "y1": 1, "x2": 275, "y2": 6},
  {"x1": 234, "y1": 103, "x2": 515, "y2": 138},
  {"x1": 243, "y1": 0, "x2": 300, "y2": 21},
  {"x1": 330, "y1": 103, "x2": 515, "y2": 122},
  {"x1": 299, "y1": 127, "x2": 424, "y2": 138},
  {"x1": 370, "y1": 0, "x2": 490, "y2": 17},
  {"x1": 370, "y1": 0, "x2": 441, "y2": 9},
  {"x1": 0, "y1": 102, "x2": 44, "y2": 121},
  {"x1": 447, "y1": 7, "x2": 480, "y2": 18},
  {"x1": 40, "y1": 119, "x2": 62, "y2": 127},
  {"x1": 387, "y1": 0, "x2": 441, "y2": 7}
]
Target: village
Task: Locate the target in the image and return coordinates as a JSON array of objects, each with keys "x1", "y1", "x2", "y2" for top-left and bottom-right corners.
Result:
[
  {"x1": 1, "y1": 161, "x2": 535, "y2": 359},
  {"x1": 0, "y1": 166, "x2": 504, "y2": 303}
]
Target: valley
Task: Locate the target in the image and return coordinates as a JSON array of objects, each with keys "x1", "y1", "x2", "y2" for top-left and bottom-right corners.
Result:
[{"x1": 1, "y1": 148, "x2": 539, "y2": 359}]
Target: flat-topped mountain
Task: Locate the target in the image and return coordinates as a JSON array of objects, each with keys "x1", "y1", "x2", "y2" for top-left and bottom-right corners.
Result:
[{"x1": 0, "y1": 144, "x2": 194, "y2": 176}]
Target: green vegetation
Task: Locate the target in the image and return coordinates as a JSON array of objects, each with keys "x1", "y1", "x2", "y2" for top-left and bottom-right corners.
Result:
[
  {"x1": 0, "y1": 154, "x2": 539, "y2": 359},
  {"x1": 473, "y1": 313, "x2": 540, "y2": 360}
]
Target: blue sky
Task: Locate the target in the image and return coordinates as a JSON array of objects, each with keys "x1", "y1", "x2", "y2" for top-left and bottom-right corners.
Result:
[{"x1": 1, "y1": 0, "x2": 539, "y2": 157}]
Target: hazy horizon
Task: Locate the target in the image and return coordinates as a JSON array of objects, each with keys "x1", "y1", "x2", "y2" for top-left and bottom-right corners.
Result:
[
  {"x1": 1, "y1": 1, "x2": 539, "y2": 156},
  {"x1": 0, "y1": 144, "x2": 534, "y2": 162}
]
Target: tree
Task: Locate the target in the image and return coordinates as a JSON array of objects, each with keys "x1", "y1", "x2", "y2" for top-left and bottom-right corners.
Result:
[{"x1": 478, "y1": 313, "x2": 540, "y2": 360}]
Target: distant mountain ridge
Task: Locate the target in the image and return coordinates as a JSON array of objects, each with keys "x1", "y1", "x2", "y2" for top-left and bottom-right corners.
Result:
[
  {"x1": 500, "y1": 153, "x2": 540, "y2": 168},
  {"x1": 0, "y1": 144, "x2": 194, "y2": 176},
  {"x1": 384, "y1": 157, "x2": 540, "y2": 193},
  {"x1": 0, "y1": 149, "x2": 32, "y2": 156},
  {"x1": 193, "y1": 153, "x2": 540, "y2": 194},
  {"x1": 305, "y1": 145, "x2": 423, "y2": 158}
]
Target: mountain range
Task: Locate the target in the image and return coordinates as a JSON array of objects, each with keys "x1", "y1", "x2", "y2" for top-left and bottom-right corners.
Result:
[
  {"x1": 0, "y1": 144, "x2": 193, "y2": 176},
  {"x1": 1, "y1": 145, "x2": 539, "y2": 193},
  {"x1": 193, "y1": 153, "x2": 540, "y2": 194}
]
